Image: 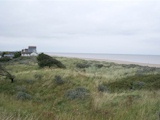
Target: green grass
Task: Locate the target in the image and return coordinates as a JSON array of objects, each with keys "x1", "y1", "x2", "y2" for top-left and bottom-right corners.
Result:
[
  {"x1": 102, "y1": 74, "x2": 160, "y2": 92},
  {"x1": 0, "y1": 56, "x2": 160, "y2": 120}
]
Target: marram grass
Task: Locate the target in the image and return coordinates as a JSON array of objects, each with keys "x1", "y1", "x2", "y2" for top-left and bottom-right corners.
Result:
[{"x1": 0, "y1": 56, "x2": 160, "y2": 120}]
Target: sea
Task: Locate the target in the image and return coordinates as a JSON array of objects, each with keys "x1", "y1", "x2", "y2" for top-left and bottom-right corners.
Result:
[{"x1": 46, "y1": 53, "x2": 160, "y2": 65}]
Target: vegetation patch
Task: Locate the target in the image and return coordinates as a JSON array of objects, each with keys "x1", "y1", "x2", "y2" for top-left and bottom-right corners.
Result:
[
  {"x1": 0, "y1": 57, "x2": 12, "y2": 62},
  {"x1": 121, "y1": 64, "x2": 140, "y2": 68},
  {"x1": 1, "y1": 56, "x2": 160, "y2": 120},
  {"x1": 37, "y1": 53, "x2": 66, "y2": 68},
  {"x1": 25, "y1": 79, "x2": 35, "y2": 84},
  {"x1": 106, "y1": 74, "x2": 160, "y2": 92},
  {"x1": 98, "y1": 84, "x2": 108, "y2": 92},
  {"x1": 0, "y1": 64, "x2": 15, "y2": 83},
  {"x1": 54, "y1": 75, "x2": 65, "y2": 85},
  {"x1": 65, "y1": 87, "x2": 89, "y2": 100},
  {"x1": 76, "y1": 63, "x2": 90, "y2": 69},
  {"x1": 95, "y1": 64, "x2": 104, "y2": 68},
  {"x1": 13, "y1": 51, "x2": 21, "y2": 58},
  {"x1": 15, "y1": 86, "x2": 26, "y2": 92},
  {"x1": 16, "y1": 91, "x2": 32, "y2": 100},
  {"x1": 34, "y1": 73, "x2": 42, "y2": 80}
]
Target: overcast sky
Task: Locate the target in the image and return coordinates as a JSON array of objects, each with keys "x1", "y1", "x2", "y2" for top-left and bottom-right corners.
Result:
[{"x1": 0, "y1": 0, "x2": 160, "y2": 55}]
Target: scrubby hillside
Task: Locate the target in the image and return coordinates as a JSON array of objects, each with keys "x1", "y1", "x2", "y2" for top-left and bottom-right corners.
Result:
[{"x1": 0, "y1": 56, "x2": 160, "y2": 120}]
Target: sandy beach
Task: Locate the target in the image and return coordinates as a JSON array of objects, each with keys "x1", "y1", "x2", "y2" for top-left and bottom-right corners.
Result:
[
  {"x1": 83, "y1": 58, "x2": 160, "y2": 68},
  {"x1": 51, "y1": 54, "x2": 160, "y2": 68}
]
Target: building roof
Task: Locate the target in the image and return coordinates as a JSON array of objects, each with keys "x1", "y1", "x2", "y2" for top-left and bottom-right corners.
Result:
[
  {"x1": 29, "y1": 46, "x2": 36, "y2": 48},
  {"x1": 21, "y1": 46, "x2": 37, "y2": 55}
]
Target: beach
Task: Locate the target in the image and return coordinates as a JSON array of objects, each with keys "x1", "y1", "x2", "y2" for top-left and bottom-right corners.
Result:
[
  {"x1": 47, "y1": 53, "x2": 160, "y2": 68},
  {"x1": 84, "y1": 58, "x2": 160, "y2": 68}
]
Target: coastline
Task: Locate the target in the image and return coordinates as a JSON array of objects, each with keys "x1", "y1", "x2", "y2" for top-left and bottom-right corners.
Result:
[
  {"x1": 51, "y1": 54, "x2": 160, "y2": 68},
  {"x1": 84, "y1": 58, "x2": 160, "y2": 68}
]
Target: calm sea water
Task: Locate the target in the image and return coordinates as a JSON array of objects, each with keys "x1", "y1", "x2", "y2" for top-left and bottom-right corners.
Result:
[{"x1": 46, "y1": 53, "x2": 160, "y2": 65}]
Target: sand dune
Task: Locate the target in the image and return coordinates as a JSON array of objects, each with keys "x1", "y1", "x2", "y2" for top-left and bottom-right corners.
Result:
[{"x1": 84, "y1": 58, "x2": 160, "y2": 68}]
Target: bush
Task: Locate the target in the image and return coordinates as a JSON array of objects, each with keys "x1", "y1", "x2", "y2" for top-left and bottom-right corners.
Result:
[
  {"x1": 132, "y1": 81, "x2": 145, "y2": 89},
  {"x1": 98, "y1": 84, "x2": 108, "y2": 92},
  {"x1": 142, "y1": 66, "x2": 157, "y2": 73},
  {"x1": 13, "y1": 51, "x2": 21, "y2": 58},
  {"x1": 65, "y1": 87, "x2": 89, "y2": 100},
  {"x1": 95, "y1": 64, "x2": 103, "y2": 68},
  {"x1": 0, "y1": 57, "x2": 11, "y2": 62},
  {"x1": 25, "y1": 79, "x2": 34, "y2": 84},
  {"x1": 121, "y1": 64, "x2": 140, "y2": 68},
  {"x1": 37, "y1": 53, "x2": 65, "y2": 68},
  {"x1": 76, "y1": 63, "x2": 90, "y2": 69},
  {"x1": 135, "y1": 69, "x2": 144, "y2": 76},
  {"x1": 15, "y1": 86, "x2": 26, "y2": 92},
  {"x1": 54, "y1": 75, "x2": 64, "y2": 85},
  {"x1": 16, "y1": 92, "x2": 32, "y2": 100}
]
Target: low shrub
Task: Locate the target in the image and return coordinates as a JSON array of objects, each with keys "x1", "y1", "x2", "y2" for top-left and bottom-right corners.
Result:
[
  {"x1": 142, "y1": 66, "x2": 157, "y2": 73},
  {"x1": 16, "y1": 92, "x2": 32, "y2": 100},
  {"x1": 95, "y1": 64, "x2": 104, "y2": 68},
  {"x1": 132, "y1": 81, "x2": 145, "y2": 89},
  {"x1": 54, "y1": 75, "x2": 64, "y2": 85},
  {"x1": 25, "y1": 79, "x2": 34, "y2": 84},
  {"x1": 0, "y1": 57, "x2": 11, "y2": 62},
  {"x1": 135, "y1": 69, "x2": 145, "y2": 76},
  {"x1": 136, "y1": 67, "x2": 159, "y2": 75},
  {"x1": 65, "y1": 87, "x2": 89, "y2": 100},
  {"x1": 15, "y1": 86, "x2": 26, "y2": 92},
  {"x1": 76, "y1": 63, "x2": 90, "y2": 69},
  {"x1": 121, "y1": 64, "x2": 140, "y2": 68},
  {"x1": 98, "y1": 84, "x2": 108, "y2": 92}
]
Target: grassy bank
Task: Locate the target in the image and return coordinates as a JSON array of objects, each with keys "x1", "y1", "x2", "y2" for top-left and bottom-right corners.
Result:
[{"x1": 0, "y1": 56, "x2": 160, "y2": 120}]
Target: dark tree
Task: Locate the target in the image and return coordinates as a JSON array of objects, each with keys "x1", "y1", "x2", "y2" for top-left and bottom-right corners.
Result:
[
  {"x1": 1, "y1": 52, "x2": 7, "y2": 57},
  {"x1": 0, "y1": 64, "x2": 15, "y2": 83},
  {"x1": 14, "y1": 51, "x2": 21, "y2": 58},
  {"x1": 37, "y1": 53, "x2": 65, "y2": 68}
]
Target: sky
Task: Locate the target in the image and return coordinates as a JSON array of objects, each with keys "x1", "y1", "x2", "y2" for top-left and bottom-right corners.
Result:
[{"x1": 0, "y1": 0, "x2": 160, "y2": 55}]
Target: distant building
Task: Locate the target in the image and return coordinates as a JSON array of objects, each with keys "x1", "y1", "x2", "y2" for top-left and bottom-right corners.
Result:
[
  {"x1": 28, "y1": 46, "x2": 37, "y2": 53},
  {"x1": 0, "y1": 51, "x2": 16, "y2": 58},
  {"x1": 4, "y1": 53, "x2": 14, "y2": 58},
  {"x1": 21, "y1": 46, "x2": 38, "y2": 56}
]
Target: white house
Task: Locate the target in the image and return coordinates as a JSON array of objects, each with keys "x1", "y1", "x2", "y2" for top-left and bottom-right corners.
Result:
[
  {"x1": 21, "y1": 46, "x2": 38, "y2": 56},
  {"x1": 31, "y1": 52, "x2": 38, "y2": 56}
]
